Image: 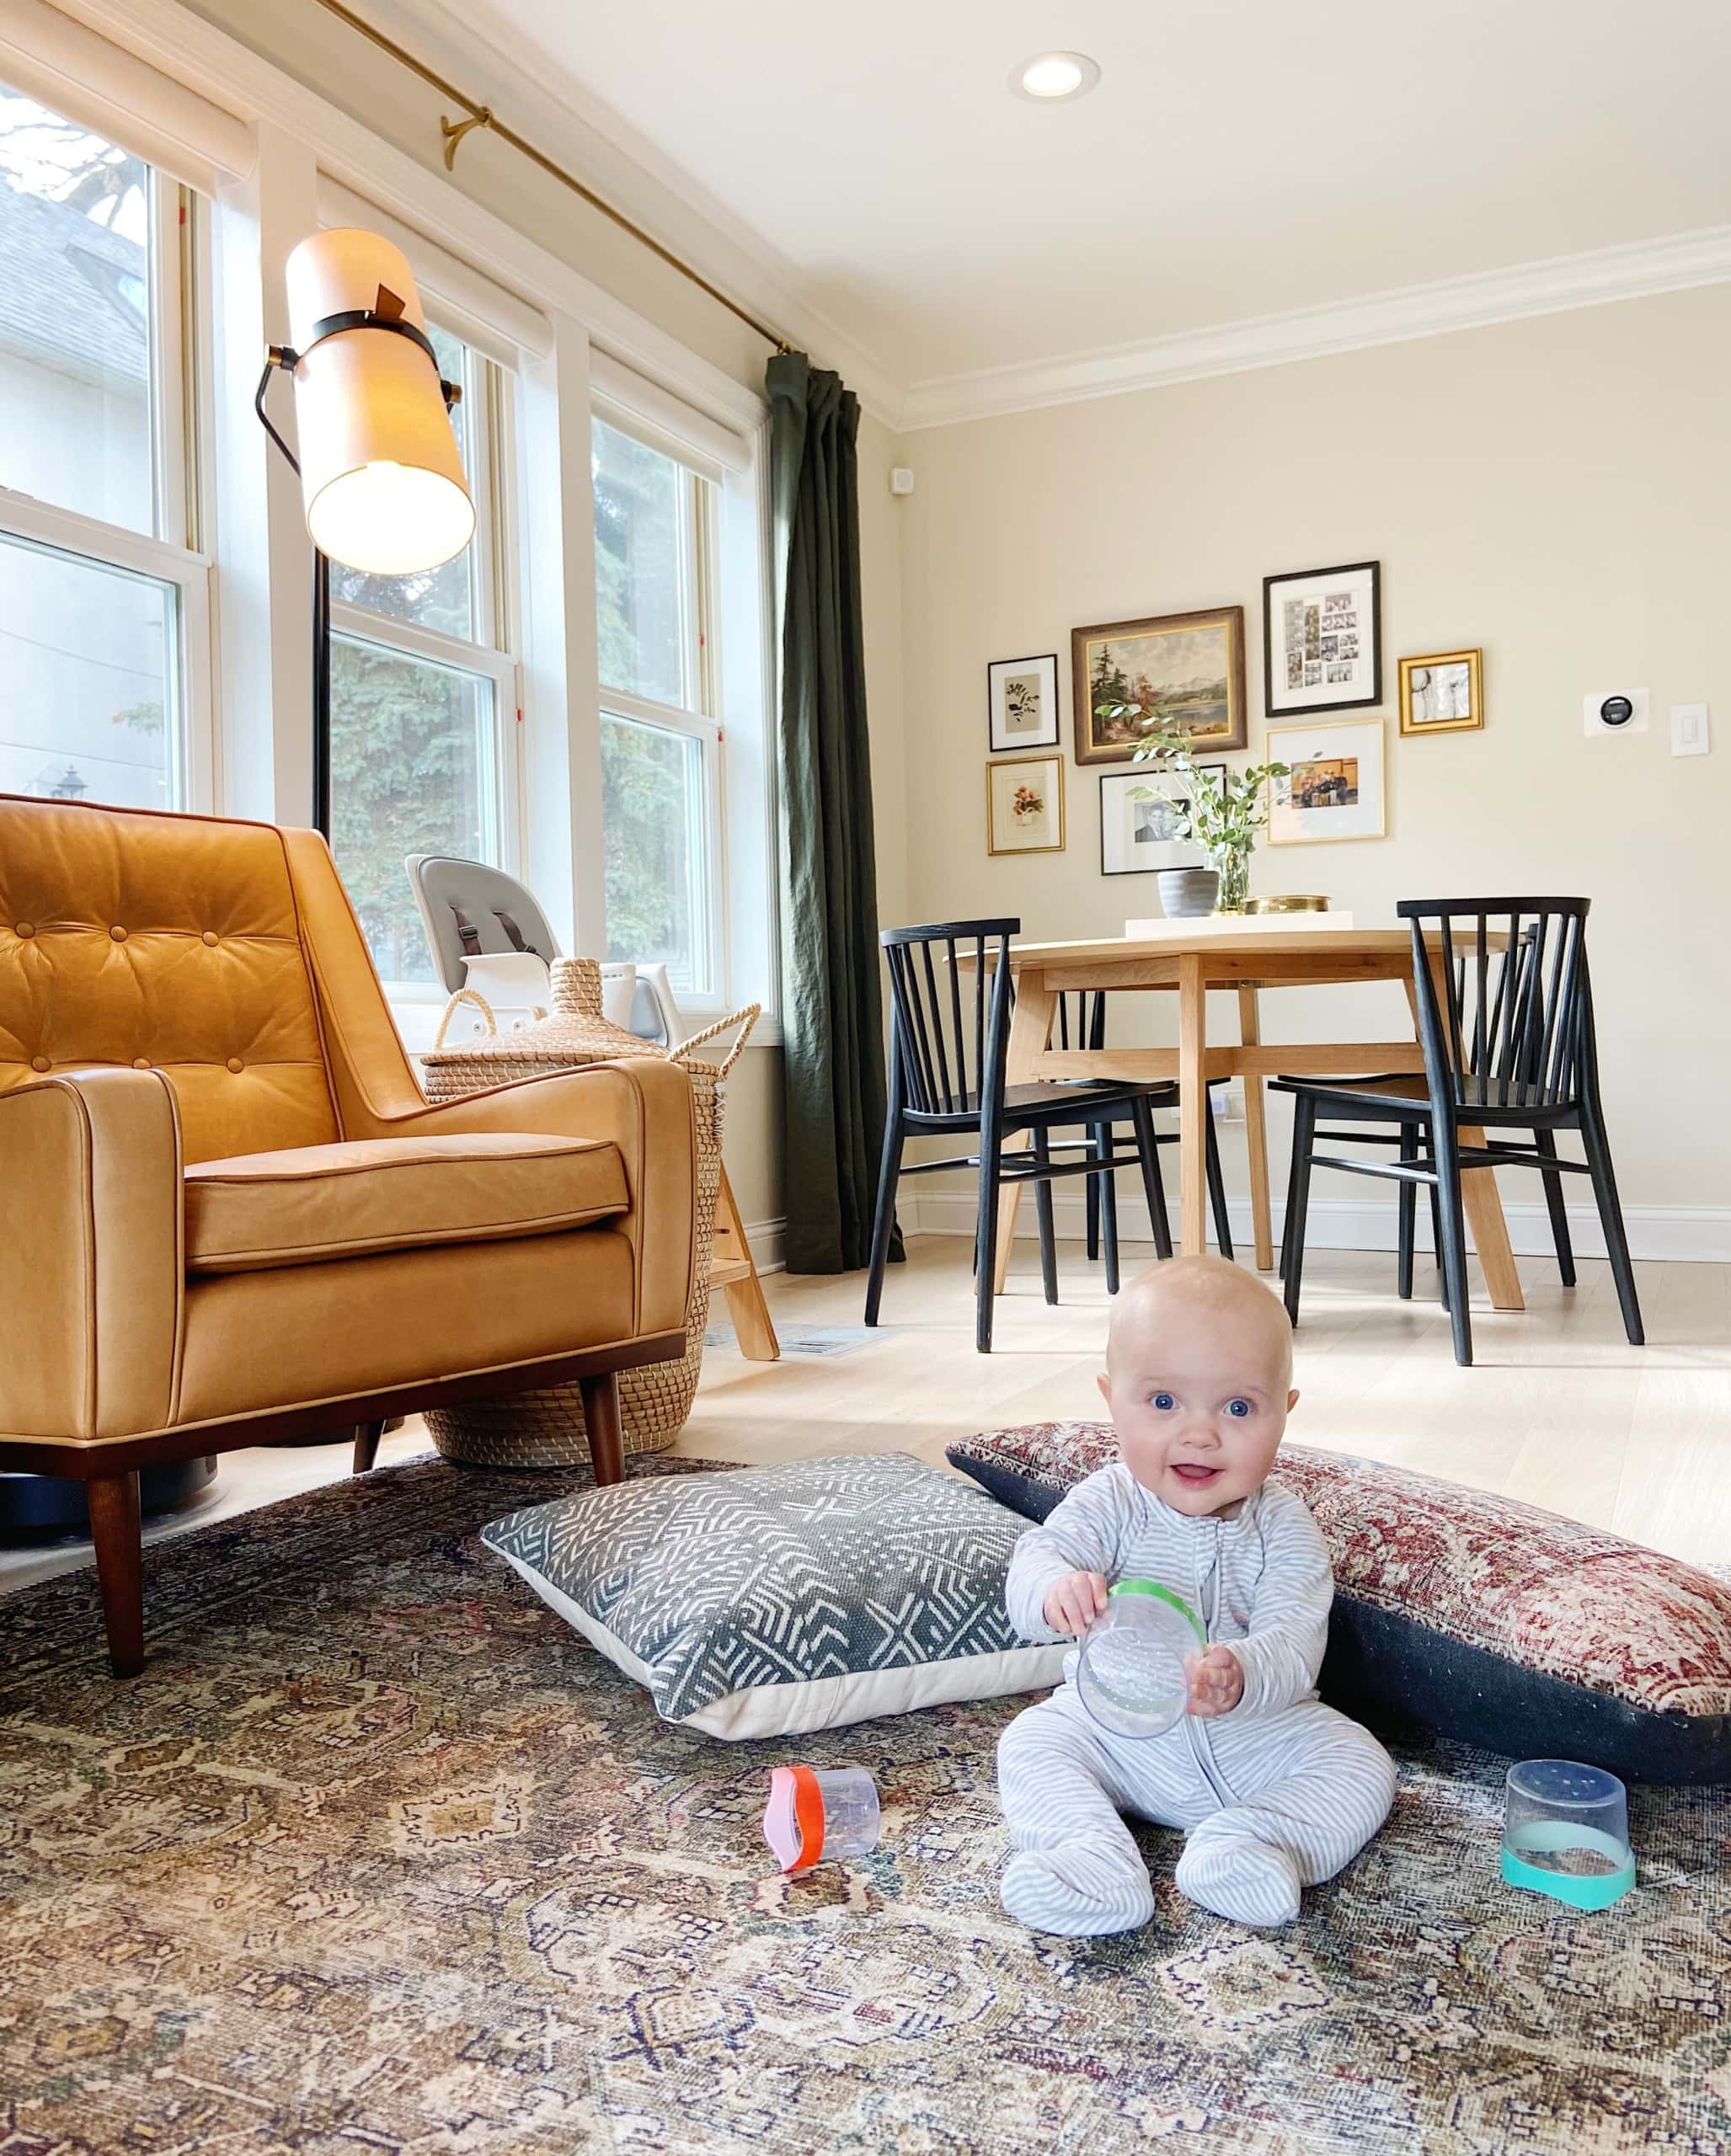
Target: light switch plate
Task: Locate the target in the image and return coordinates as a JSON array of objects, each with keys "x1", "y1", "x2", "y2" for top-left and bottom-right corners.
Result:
[
  {"x1": 1583, "y1": 688, "x2": 1649, "y2": 737},
  {"x1": 1670, "y1": 702, "x2": 1711, "y2": 756}
]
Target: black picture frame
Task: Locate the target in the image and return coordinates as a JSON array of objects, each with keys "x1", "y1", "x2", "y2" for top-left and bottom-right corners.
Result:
[
  {"x1": 1263, "y1": 560, "x2": 1381, "y2": 718},
  {"x1": 986, "y1": 652, "x2": 1061, "y2": 753},
  {"x1": 1098, "y1": 762, "x2": 1227, "y2": 876}
]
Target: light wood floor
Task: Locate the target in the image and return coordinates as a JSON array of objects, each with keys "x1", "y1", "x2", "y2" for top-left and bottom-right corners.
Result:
[
  {"x1": 3, "y1": 1230, "x2": 1725, "y2": 1599},
  {"x1": 678, "y1": 1234, "x2": 1731, "y2": 1568}
]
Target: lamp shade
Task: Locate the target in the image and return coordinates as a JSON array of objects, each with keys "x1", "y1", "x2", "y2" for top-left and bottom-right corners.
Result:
[{"x1": 283, "y1": 227, "x2": 475, "y2": 575}]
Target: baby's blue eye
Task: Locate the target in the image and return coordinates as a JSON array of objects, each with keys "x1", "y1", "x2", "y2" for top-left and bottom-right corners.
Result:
[
  {"x1": 1226, "y1": 1398, "x2": 1253, "y2": 1419},
  {"x1": 1151, "y1": 1391, "x2": 1176, "y2": 1412}
]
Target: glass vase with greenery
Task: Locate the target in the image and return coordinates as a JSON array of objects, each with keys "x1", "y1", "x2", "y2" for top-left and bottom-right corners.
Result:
[{"x1": 1097, "y1": 702, "x2": 1290, "y2": 912}]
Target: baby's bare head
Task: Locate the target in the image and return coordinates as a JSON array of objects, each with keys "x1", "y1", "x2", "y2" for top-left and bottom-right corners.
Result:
[{"x1": 1107, "y1": 1255, "x2": 1294, "y2": 1393}]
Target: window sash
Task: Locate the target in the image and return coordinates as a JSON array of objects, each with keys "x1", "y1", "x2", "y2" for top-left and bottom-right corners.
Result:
[{"x1": 599, "y1": 701, "x2": 724, "y2": 1003}]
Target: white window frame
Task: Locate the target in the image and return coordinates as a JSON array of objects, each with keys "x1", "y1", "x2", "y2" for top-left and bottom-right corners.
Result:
[
  {"x1": 593, "y1": 398, "x2": 729, "y2": 1009},
  {"x1": 0, "y1": 136, "x2": 214, "y2": 812},
  {"x1": 325, "y1": 325, "x2": 526, "y2": 1008}
]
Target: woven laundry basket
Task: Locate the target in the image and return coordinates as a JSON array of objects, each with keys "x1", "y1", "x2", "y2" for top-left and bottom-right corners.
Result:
[{"x1": 418, "y1": 957, "x2": 757, "y2": 1468}]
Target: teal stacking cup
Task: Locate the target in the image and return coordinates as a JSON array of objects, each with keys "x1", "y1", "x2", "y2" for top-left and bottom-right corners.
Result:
[{"x1": 1500, "y1": 1759, "x2": 1635, "y2": 1911}]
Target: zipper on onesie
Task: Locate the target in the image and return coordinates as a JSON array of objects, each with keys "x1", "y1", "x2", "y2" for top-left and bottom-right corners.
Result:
[{"x1": 1183, "y1": 1515, "x2": 1237, "y2": 1809}]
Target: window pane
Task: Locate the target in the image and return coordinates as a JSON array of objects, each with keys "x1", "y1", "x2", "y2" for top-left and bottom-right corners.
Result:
[
  {"x1": 592, "y1": 417, "x2": 685, "y2": 706},
  {"x1": 329, "y1": 327, "x2": 477, "y2": 640},
  {"x1": 0, "y1": 93, "x2": 155, "y2": 536},
  {"x1": 601, "y1": 709, "x2": 708, "y2": 993},
  {"x1": 0, "y1": 531, "x2": 174, "y2": 808},
  {"x1": 331, "y1": 632, "x2": 493, "y2": 984}
]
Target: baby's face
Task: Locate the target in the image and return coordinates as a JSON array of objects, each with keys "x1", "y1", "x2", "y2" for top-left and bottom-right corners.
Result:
[{"x1": 1098, "y1": 1291, "x2": 1298, "y2": 1516}]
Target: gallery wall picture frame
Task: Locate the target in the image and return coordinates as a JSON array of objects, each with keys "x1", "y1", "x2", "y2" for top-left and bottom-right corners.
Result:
[
  {"x1": 1266, "y1": 715, "x2": 1386, "y2": 846},
  {"x1": 1399, "y1": 648, "x2": 1484, "y2": 736},
  {"x1": 1071, "y1": 604, "x2": 1247, "y2": 764},
  {"x1": 986, "y1": 752, "x2": 1066, "y2": 856},
  {"x1": 1264, "y1": 560, "x2": 1381, "y2": 718},
  {"x1": 987, "y1": 652, "x2": 1061, "y2": 752},
  {"x1": 1098, "y1": 763, "x2": 1227, "y2": 877}
]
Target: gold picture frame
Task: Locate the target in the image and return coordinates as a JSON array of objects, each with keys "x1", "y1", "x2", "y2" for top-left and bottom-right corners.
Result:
[
  {"x1": 986, "y1": 753, "x2": 1066, "y2": 855},
  {"x1": 1071, "y1": 605, "x2": 1247, "y2": 763},
  {"x1": 1399, "y1": 648, "x2": 1484, "y2": 735}
]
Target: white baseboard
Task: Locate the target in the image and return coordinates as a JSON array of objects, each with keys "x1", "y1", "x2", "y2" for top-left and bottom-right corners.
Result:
[
  {"x1": 898, "y1": 1183, "x2": 1731, "y2": 1265},
  {"x1": 743, "y1": 1217, "x2": 787, "y2": 1276}
]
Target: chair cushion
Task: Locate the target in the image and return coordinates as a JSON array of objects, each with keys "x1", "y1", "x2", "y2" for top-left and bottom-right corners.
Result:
[
  {"x1": 945, "y1": 1422, "x2": 1731, "y2": 1785},
  {"x1": 482, "y1": 1452, "x2": 1067, "y2": 1739},
  {"x1": 184, "y1": 1132, "x2": 628, "y2": 1273}
]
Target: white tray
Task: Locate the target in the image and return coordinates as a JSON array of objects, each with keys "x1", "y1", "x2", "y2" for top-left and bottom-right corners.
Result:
[{"x1": 1124, "y1": 911, "x2": 1354, "y2": 937}]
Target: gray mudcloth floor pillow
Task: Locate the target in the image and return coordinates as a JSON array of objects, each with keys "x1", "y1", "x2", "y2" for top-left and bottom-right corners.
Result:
[{"x1": 483, "y1": 1450, "x2": 1066, "y2": 1738}]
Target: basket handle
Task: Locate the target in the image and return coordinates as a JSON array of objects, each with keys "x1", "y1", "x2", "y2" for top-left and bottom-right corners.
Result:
[
  {"x1": 432, "y1": 987, "x2": 498, "y2": 1050},
  {"x1": 669, "y1": 1002, "x2": 761, "y2": 1079}
]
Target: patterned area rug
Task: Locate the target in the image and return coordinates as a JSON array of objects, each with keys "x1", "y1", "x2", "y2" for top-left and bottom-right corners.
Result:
[{"x1": 2, "y1": 1452, "x2": 1728, "y2": 2155}]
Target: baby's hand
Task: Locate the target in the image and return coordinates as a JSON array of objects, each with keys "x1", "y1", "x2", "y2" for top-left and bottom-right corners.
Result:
[
  {"x1": 1042, "y1": 1570, "x2": 1109, "y2": 1637},
  {"x1": 1185, "y1": 1645, "x2": 1244, "y2": 1717}
]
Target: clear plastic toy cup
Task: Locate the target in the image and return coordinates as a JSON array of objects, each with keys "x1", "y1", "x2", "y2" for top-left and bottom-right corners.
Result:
[
  {"x1": 763, "y1": 1765, "x2": 880, "y2": 1875},
  {"x1": 1500, "y1": 1758, "x2": 1635, "y2": 1911},
  {"x1": 1076, "y1": 1579, "x2": 1206, "y2": 1740}
]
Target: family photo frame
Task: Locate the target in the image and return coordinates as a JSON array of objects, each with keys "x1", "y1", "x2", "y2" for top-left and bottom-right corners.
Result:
[
  {"x1": 1266, "y1": 715, "x2": 1386, "y2": 846},
  {"x1": 1098, "y1": 764, "x2": 1226, "y2": 876},
  {"x1": 1264, "y1": 561, "x2": 1381, "y2": 718}
]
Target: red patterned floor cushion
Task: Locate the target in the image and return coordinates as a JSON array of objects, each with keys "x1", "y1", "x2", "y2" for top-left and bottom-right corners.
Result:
[{"x1": 946, "y1": 1423, "x2": 1731, "y2": 1785}]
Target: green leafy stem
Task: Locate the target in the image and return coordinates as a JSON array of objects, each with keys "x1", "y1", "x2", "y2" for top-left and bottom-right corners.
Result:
[{"x1": 1098, "y1": 702, "x2": 1290, "y2": 870}]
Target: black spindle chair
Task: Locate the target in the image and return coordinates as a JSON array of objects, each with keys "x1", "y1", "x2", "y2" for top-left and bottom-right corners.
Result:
[
  {"x1": 1272, "y1": 898, "x2": 1643, "y2": 1366},
  {"x1": 865, "y1": 921, "x2": 1231, "y2": 1350}
]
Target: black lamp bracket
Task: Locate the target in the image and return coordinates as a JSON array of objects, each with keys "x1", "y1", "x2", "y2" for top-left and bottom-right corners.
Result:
[{"x1": 254, "y1": 286, "x2": 461, "y2": 481}]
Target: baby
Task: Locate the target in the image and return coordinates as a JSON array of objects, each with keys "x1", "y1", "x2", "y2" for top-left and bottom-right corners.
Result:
[{"x1": 998, "y1": 1255, "x2": 1395, "y2": 1935}]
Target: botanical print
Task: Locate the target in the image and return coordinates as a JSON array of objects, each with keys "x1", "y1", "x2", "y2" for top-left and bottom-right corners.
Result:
[
  {"x1": 1072, "y1": 607, "x2": 1247, "y2": 761},
  {"x1": 987, "y1": 753, "x2": 1066, "y2": 854},
  {"x1": 1264, "y1": 563, "x2": 1381, "y2": 716},
  {"x1": 987, "y1": 652, "x2": 1060, "y2": 751}
]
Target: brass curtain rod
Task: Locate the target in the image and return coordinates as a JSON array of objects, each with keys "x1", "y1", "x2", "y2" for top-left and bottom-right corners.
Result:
[{"x1": 308, "y1": 0, "x2": 790, "y2": 354}]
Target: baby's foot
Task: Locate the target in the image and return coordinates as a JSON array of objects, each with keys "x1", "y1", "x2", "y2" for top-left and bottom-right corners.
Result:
[
  {"x1": 1174, "y1": 1832, "x2": 1301, "y2": 1927},
  {"x1": 1001, "y1": 1840, "x2": 1156, "y2": 1936}
]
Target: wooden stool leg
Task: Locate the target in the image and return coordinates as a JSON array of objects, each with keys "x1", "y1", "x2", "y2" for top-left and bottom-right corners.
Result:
[
  {"x1": 580, "y1": 1371, "x2": 627, "y2": 1485},
  {"x1": 88, "y1": 1470, "x2": 144, "y2": 1678},
  {"x1": 352, "y1": 1419, "x2": 387, "y2": 1472},
  {"x1": 715, "y1": 1164, "x2": 780, "y2": 1360}
]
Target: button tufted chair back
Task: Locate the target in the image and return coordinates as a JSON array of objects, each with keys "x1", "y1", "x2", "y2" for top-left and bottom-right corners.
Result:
[{"x1": 0, "y1": 796, "x2": 341, "y2": 1164}]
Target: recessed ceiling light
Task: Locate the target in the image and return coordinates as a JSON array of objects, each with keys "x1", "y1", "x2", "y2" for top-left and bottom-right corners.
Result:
[{"x1": 1010, "y1": 51, "x2": 1101, "y2": 102}]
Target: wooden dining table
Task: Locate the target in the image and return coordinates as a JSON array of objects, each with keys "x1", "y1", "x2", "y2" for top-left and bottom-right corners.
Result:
[{"x1": 976, "y1": 921, "x2": 1524, "y2": 1310}]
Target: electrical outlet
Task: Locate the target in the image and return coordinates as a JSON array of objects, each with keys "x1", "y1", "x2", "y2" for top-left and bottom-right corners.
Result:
[
  {"x1": 1211, "y1": 1080, "x2": 1246, "y2": 1123},
  {"x1": 1670, "y1": 702, "x2": 1711, "y2": 756}
]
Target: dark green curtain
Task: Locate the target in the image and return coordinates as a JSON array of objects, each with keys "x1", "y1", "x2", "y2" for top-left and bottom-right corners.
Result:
[{"x1": 767, "y1": 350, "x2": 900, "y2": 1275}]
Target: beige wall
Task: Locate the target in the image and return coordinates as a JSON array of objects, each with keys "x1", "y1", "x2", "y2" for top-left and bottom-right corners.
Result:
[{"x1": 892, "y1": 286, "x2": 1731, "y2": 1234}]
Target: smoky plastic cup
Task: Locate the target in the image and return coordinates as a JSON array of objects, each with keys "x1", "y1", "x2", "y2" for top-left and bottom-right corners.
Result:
[
  {"x1": 763, "y1": 1765, "x2": 880, "y2": 1874},
  {"x1": 1076, "y1": 1579, "x2": 1205, "y2": 1740},
  {"x1": 1500, "y1": 1758, "x2": 1634, "y2": 1911}
]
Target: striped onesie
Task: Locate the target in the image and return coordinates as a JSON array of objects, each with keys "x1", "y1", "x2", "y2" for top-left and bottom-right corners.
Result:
[{"x1": 998, "y1": 1461, "x2": 1396, "y2": 1935}]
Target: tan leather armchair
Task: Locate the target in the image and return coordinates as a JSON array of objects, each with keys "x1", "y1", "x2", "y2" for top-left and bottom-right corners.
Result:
[{"x1": 0, "y1": 795, "x2": 696, "y2": 1674}]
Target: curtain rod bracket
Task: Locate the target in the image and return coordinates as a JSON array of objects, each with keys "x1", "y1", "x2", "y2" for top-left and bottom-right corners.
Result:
[{"x1": 440, "y1": 108, "x2": 493, "y2": 169}]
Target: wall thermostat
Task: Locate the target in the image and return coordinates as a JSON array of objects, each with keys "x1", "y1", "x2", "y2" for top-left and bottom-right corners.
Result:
[
  {"x1": 1583, "y1": 688, "x2": 1649, "y2": 737},
  {"x1": 889, "y1": 467, "x2": 916, "y2": 496}
]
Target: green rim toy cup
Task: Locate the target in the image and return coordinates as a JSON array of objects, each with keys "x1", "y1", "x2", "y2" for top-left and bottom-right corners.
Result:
[
  {"x1": 1500, "y1": 1758, "x2": 1635, "y2": 1911},
  {"x1": 1076, "y1": 1579, "x2": 1205, "y2": 1740}
]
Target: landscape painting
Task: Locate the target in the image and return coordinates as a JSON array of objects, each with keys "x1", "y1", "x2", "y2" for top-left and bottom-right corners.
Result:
[{"x1": 1071, "y1": 605, "x2": 1247, "y2": 763}]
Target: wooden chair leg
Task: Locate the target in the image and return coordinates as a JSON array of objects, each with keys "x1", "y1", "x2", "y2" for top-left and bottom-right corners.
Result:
[
  {"x1": 1129, "y1": 1097, "x2": 1173, "y2": 1261},
  {"x1": 1579, "y1": 1101, "x2": 1644, "y2": 1345},
  {"x1": 580, "y1": 1371, "x2": 627, "y2": 1485},
  {"x1": 352, "y1": 1418, "x2": 387, "y2": 1472},
  {"x1": 88, "y1": 1470, "x2": 144, "y2": 1678},
  {"x1": 1085, "y1": 1131, "x2": 1101, "y2": 1262},
  {"x1": 1032, "y1": 1129, "x2": 1059, "y2": 1305},
  {"x1": 1282, "y1": 1097, "x2": 1317, "y2": 1327},
  {"x1": 863, "y1": 1107, "x2": 906, "y2": 1326},
  {"x1": 1533, "y1": 1128, "x2": 1577, "y2": 1288},
  {"x1": 1204, "y1": 1106, "x2": 1234, "y2": 1259},
  {"x1": 1100, "y1": 1136, "x2": 1120, "y2": 1294},
  {"x1": 1397, "y1": 1123, "x2": 1418, "y2": 1300},
  {"x1": 1434, "y1": 1129, "x2": 1475, "y2": 1366}
]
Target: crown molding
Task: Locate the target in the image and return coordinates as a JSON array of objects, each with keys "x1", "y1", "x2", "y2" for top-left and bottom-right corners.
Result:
[
  {"x1": 339, "y1": 0, "x2": 906, "y2": 426},
  {"x1": 899, "y1": 223, "x2": 1731, "y2": 432}
]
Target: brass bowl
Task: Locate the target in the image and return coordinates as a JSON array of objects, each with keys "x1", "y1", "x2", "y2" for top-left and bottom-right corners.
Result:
[{"x1": 1245, "y1": 894, "x2": 1330, "y2": 915}]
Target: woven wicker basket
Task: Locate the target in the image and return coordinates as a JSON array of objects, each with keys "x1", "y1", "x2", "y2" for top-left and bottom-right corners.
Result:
[{"x1": 418, "y1": 957, "x2": 757, "y2": 1468}]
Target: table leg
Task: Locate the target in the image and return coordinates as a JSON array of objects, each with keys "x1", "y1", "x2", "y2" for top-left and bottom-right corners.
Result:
[
  {"x1": 1237, "y1": 984, "x2": 1274, "y2": 1271},
  {"x1": 1404, "y1": 974, "x2": 1525, "y2": 1313},
  {"x1": 991, "y1": 969, "x2": 1055, "y2": 1294},
  {"x1": 1178, "y1": 958, "x2": 1209, "y2": 1258}
]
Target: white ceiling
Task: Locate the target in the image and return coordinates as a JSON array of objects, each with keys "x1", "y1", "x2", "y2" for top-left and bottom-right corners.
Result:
[{"x1": 403, "y1": 0, "x2": 1731, "y2": 414}]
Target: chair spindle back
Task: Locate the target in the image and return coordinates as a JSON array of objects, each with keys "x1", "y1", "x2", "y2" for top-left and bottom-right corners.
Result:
[
  {"x1": 880, "y1": 919, "x2": 1020, "y2": 1118},
  {"x1": 1398, "y1": 898, "x2": 1593, "y2": 1113}
]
